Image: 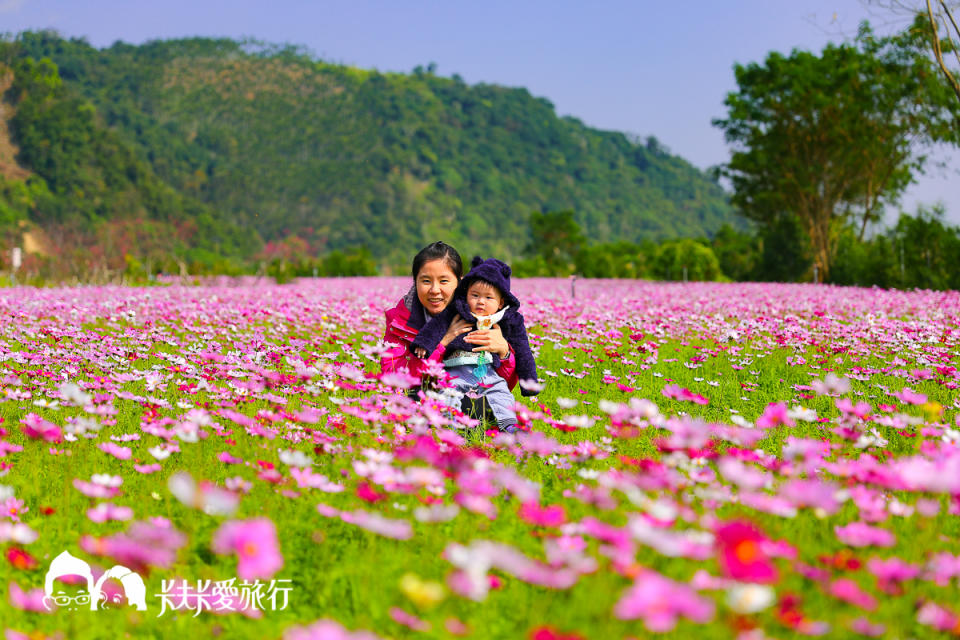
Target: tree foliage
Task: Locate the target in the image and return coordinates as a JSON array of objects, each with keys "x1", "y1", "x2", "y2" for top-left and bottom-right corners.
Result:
[
  {"x1": 713, "y1": 22, "x2": 960, "y2": 280},
  {"x1": 4, "y1": 31, "x2": 737, "y2": 274},
  {"x1": 524, "y1": 210, "x2": 586, "y2": 275}
]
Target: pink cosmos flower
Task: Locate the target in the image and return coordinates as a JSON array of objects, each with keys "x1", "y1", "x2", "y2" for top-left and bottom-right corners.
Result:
[
  {"x1": 836, "y1": 398, "x2": 872, "y2": 419},
  {"x1": 378, "y1": 371, "x2": 420, "y2": 389},
  {"x1": 282, "y1": 619, "x2": 382, "y2": 640},
  {"x1": 73, "y1": 479, "x2": 120, "y2": 499},
  {"x1": 917, "y1": 601, "x2": 960, "y2": 631},
  {"x1": 518, "y1": 502, "x2": 566, "y2": 527},
  {"x1": 212, "y1": 518, "x2": 284, "y2": 580},
  {"x1": 290, "y1": 467, "x2": 344, "y2": 492},
  {"x1": 98, "y1": 442, "x2": 132, "y2": 460},
  {"x1": 834, "y1": 522, "x2": 896, "y2": 548},
  {"x1": 715, "y1": 520, "x2": 778, "y2": 583},
  {"x1": 2, "y1": 497, "x2": 27, "y2": 522},
  {"x1": 755, "y1": 402, "x2": 795, "y2": 429},
  {"x1": 218, "y1": 451, "x2": 243, "y2": 464},
  {"x1": 338, "y1": 509, "x2": 413, "y2": 540},
  {"x1": 662, "y1": 384, "x2": 709, "y2": 405},
  {"x1": 87, "y1": 502, "x2": 134, "y2": 523},
  {"x1": 866, "y1": 556, "x2": 919, "y2": 590},
  {"x1": 717, "y1": 458, "x2": 770, "y2": 490},
  {"x1": 613, "y1": 569, "x2": 714, "y2": 631},
  {"x1": 926, "y1": 552, "x2": 960, "y2": 586},
  {"x1": 389, "y1": 607, "x2": 430, "y2": 632},
  {"x1": 20, "y1": 413, "x2": 61, "y2": 442},
  {"x1": 828, "y1": 578, "x2": 877, "y2": 610},
  {"x1": 779, "y1": 479, "x2": 842, "y2": 515},
  {"x1": 81, "y1": 519, "x2": 186, "y2": 572},
  {"x1": 8, "y1": 581, "x2": 51, "y2": 612},
  {"x1": 893, "y1": 388, "x2": 927, "y2": 405},
  {"x1": 850, "y1": 618, "x2": 885, "y2": 636}
]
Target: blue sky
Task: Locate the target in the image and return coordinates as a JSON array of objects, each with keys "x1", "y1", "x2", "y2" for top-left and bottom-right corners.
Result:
[{"x1": 3, "y1": 0, "x2": 958, "y2": 225}]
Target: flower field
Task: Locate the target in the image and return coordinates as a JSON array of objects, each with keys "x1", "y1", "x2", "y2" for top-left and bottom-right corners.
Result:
[{"x1": 2, "y1": 278, "x2": 960, "y2": 639}]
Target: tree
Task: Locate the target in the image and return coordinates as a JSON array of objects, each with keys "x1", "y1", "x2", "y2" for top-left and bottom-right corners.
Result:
[
  {"x1": 888, "y1": 204, "x2": 960, "y2": 289},
  {"x1": 574, "y1": 241, "x2": 652, "y2": 278},
  {"x1": 525, "y1": 210, "x2": 586, "y2": 275},
  {"x1": 713, "y1": 24, "x2": 960, "y2": 280},
  {"x1": 710, "y1": 224, "x2": 760, "y2": 281},
  {"x1": 923, "y1": 1, "x2": 960, "y2": 102},
  {"x1": 866, "y1": 2, "x2": 960, "y2": 104},
  {"x1": 651, "y1": 239, "x2": 723, "y2": 281}
]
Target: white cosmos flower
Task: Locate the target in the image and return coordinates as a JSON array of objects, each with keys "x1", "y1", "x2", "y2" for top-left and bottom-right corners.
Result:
[
  {"x1": 149, "y1": 446, "x2": 172, "y2": 460},
  {"x1": 788, "y1": 405, "x2": 818, "y2": 422},
  {"x1": 519, "y1": 379, "x2": 545, "y2": 393},
  {"x1": 562, "y1": 414, "x2": 596, "y2": 429},
  {"x1": 0, "y1": 522, "x2": 39, "y2": 544},
  {"x1": 59, "y1": 381, "x2": 92, "y2": 406},
  {"x1": 168, "y1": 471, "x2": 238, "y2": 516},
  {"x1": 91, "y1": 474, "x2": 122, "y2": 488},
  {"x1": 279, "y1": 448, "x2": 313, "y2": 468},
  {"x1": 726, "y1": 583, "x2": 775, "y2": 614},
  {"x1": 598, "y1": 399, "x2": 622, "y2": 415},
  {"x1": 730, "y1": 414, "x2": 753, "y2": 428}
]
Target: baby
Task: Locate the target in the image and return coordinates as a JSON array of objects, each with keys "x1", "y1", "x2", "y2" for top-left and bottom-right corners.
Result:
[{"x1": 411, "y1": 257, "x2": 538, "y2": 431}]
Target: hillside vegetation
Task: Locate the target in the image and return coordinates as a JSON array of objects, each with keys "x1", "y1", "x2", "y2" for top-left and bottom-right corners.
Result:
[{"x1": 1, "y1": 32, "x2": 735, "y2": 275}]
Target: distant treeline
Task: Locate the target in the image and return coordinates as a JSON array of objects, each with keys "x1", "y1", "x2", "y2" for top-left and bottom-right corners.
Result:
[
  {"x1": 516, "y1": 208, "x2": 960, "y2": 291},
  {"x1": 0, "y1": 31, "x2": 735, "y2": 280},
  {"x1": 137, "y1": 207, "x2": 960, "y2": 292}
]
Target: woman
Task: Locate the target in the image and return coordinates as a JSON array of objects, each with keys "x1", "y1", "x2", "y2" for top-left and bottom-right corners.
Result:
[{"x1": 381, "y1": 241, "x2": 518, "y2": 393}]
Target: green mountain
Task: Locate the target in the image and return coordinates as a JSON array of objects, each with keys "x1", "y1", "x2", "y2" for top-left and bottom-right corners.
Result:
[{"x1": 2, "y1": 31, "x2": 736, "y2": 273}]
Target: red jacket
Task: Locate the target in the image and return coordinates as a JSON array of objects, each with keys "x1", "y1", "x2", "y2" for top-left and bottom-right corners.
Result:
[{"x1": 381, "y1": 295, "x2": 518, "y2": 389}]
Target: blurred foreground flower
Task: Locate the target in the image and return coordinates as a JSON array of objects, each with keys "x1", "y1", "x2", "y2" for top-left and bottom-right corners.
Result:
[
  {"x1": 168, "y1": 471, "x2": 239, "y2": 516},
  {"x1": 399, "y1": 573, "x2": 446, "y2": 609},
  {"x1": 613, "y1": 569, "x2": 714, "y2": 631},
  {"x1": 715, "y1": 520, "x2": 778, "y2": 584},
  {"x1": 212, "y1": 518, "x2": 284, "y2": 580},
  {"x1": 283, "y1": 619, "x2": 382, "y2": 640},
  {"x1": 725, "y1": 583, "x2": 775, "y2": 614}
]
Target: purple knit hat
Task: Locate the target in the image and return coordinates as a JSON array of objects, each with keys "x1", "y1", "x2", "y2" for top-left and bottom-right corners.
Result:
[{"x1": 457, "y1": 256, "x2": 520, "y2": 310}]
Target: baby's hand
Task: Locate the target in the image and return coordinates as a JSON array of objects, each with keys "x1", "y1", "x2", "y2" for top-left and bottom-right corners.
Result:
[{"x1": 414, "y1": 347, "x2": 427, "y2": 358}]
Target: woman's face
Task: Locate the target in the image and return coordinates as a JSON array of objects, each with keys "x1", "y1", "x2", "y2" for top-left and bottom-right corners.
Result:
[{"x1": 416, "y1": 259, "x2": 458, "y2": 315}]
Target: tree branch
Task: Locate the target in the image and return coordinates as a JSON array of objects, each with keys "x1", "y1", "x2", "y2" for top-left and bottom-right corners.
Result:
[
  {"x1": 939, "y1": 0, "x2": 960, "y2": 69},
  {"x1": 927, "y1": 0, "x2": 960, "y2": 102}
]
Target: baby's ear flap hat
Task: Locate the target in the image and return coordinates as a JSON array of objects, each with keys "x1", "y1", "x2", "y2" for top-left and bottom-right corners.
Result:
[{"x1": 460, "y1": 256, "x2": 519, "y2": 309}]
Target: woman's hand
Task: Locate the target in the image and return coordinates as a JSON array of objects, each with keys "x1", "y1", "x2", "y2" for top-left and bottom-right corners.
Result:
[
  {"x1": 440, "y1": 315, "x2": 473, "y2": 348},
  {"x1": 465, "y1": 323, "x2": 510, "y2": 358}
]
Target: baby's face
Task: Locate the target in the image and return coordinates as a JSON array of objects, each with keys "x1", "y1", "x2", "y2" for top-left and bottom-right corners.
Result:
[{"x1": 466, "y1": 281, "x2": 503, "y2": 318}]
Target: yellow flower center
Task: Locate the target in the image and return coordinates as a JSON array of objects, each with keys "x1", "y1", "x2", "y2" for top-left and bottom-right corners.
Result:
[{"x1": 734, "y1": 539, "x2": 759, "y2": 563}]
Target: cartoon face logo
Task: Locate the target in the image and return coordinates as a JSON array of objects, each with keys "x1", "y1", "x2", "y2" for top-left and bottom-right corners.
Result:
[{"x1": 42, "y1": 551, "x2": 147, "y2": 611}]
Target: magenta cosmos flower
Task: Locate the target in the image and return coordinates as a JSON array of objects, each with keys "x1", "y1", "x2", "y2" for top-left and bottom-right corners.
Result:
[
  {"x1": 212, "y1": 518, "x2": 284, "y2": 580},
  {"x1": 715, "y1": 520, "x2": 778, "y2": 583}
]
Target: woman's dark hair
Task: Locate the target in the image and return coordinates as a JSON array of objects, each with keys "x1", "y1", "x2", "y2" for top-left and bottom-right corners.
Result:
[{"x1": 411, "y1": 241, "x2": 463, "y2": 281}]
